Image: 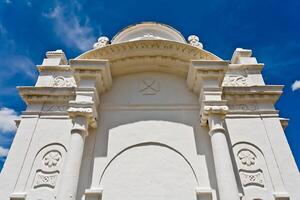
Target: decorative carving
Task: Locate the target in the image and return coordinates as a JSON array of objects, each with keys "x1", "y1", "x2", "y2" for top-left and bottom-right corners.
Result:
[
  {"x1": 139, "y1": 79, "x2": 160, "y2": 95},
  {"x1": 43, "y1": 151, "x2": 61, "y2": 168},
  {"x1": 52, "y1": 76, "x2": 76, "y2": 87},
  {"x1": 240, "y1": 170, "x2": 264, "y2": 187},
  {"x1": 188, "y1": 35, "x2": 203, "y2": 49},
  {"x1": 93, "y1": 36, "x2": 109, "y2": 49},
  {"x1": 42, "y1": 104, "x2": 68, "y2": 112},
  {"x1": 33, "y1": 170, "x2": 59, "y2": 189},
  {"x1": 230, "y1": 104, "x2": 258, "y2": 111},
  {"x1": 223, "y1": 75, "x2": 247, "y2": 86},
  {"x1": 238, "y1": 150, "x2": 256, "y2": 166}
]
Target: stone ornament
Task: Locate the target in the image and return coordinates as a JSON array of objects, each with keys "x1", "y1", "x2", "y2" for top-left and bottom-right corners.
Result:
[
  {"x1": 52, "y1": 76, "x2": 76, "y2": 87},
  {"x1": 240, "y1": 170, "x2": 264, "y2": 187},
  {"x1": 238, "y1": 150, "x2": 256, "y2": 166},
  {"x1": 33, "y1": 171, "x2": 59, "y2": 189},
  {"x1": 93, "y1": 36, "x2": 109, "y2": 49},
  {"x1": 223, "y1": 75, "x2": 247, "y2": 86},
  {"x1": 43, "y1": 151, "x2": 61, "y2": 168},
  {"x1": 42, "y1": 104, "x2": 68, "y2": 112},
  {"x1": 139, "y1": 79, "x2": 160, "y2": 95},
  {"x1": 188, "y1": 35, "x2": 203, "y2": 49}
]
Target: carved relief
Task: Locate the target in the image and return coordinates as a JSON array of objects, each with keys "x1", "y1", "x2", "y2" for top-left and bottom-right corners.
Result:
[
  {"x1": 223, "y1": 75, "x2": 247, "y2": 86},
  {"x1": 52, "y1": 76, "x2": 76, "y2": 87},
  {"x1": 240, "y1": 170, "x2": 265, "y2": 187},
  {"x1": 42, "y1": 104, "x2": 68, "y2": 112},
  {"x1": 139, "y1": 79, "x2": 160, "y2": 95},
  {"x1": 229, "y1": 104, "x2": 258, "y2": 111},
  {"x1": 238, "y1": 150, "x2": 256, "y2": 166},
  {"x1": 33, "y1": 170, "x2": 59, "y2": 189},
  {"x1": 43, "y1": 151, "x2": 61, "y2": 168}
]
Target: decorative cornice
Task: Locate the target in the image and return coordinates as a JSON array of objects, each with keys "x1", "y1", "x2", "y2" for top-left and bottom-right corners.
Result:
[
  {"x1": 70, "y1": 59, "x2": 112, "y2": 94},
  {"x1": 222, "y1": 85, "x2": 283, "y2": 104},
  {"x1": 18, "y1": 87, "x2": 75, "y2": 104},
  {"x1": 77, "y1": 40, "x2": 220, "y2": 61},
  {"x1": 228, "y1": 63, "x2": 264, "y2": 73},
  {"x1": 37, "y1": 65, "x2": 71, "y2": 72},
  {"x1": 187, "y1": 60, "x2": 229, "y2": 94}
]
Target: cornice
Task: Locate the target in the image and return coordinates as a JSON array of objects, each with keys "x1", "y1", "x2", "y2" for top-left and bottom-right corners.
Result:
[
  {"x1": 222, "y1": 85, "x2": 283, "y2": 103},
  {"x1": 187, "y1": 60, "x2": 229, "y2": 94},
  {"x1": 75, "y1": 40, "x2": 222, "y2": 78},
  {"x1": 76, "y1": 40, "x2": 221, "y2": 61},
  {"x1": 37, "y1": 65, "x2": 71, "y2": 72},
  {"x1": 18, "y1": 87, "x2": 75, "y2": 104},
  {"x1": 70, "y1": 59, "x2": 112, "y2": 93}
]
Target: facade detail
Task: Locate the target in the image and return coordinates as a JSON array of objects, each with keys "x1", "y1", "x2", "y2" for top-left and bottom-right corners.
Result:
[{"x1": 0, "y1": 22, "x2": 299, "y2": 200}]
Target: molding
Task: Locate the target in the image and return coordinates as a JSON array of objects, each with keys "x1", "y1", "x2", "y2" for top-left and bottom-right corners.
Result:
[
  {"x1": 76, "y1": 40, "x2": 221, "y2": 61},
  {"x1": 18, "y1": 87, "x2": 75, "y2": 104},
  {"x1": 85, "y1": 188, "x2": 103, "y2": 199},
  {"x1": 10, "y1": 192, "x2": 26, "y2": 200},
  {"x1": 100, "y1": 103, "x2": 200, "y2": 111},
  {"x1": 279, "y1": 118, "x2": 289, "y2": 130},
  {"x1": 228, "y1": 63, "x2": 264, "y2": 74},
  {"x1": 196, "y1": 187, "x2": 217, "y2": 200},
  {"x1": 37, "y1": 65, "x2": 71, "y2": 72},
  {"x1": 223, "y1": 85, "x2": 283, "y2": 104}
]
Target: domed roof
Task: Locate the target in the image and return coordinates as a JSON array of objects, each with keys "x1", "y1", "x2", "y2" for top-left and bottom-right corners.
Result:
[{"x1": 111, "y1": 22, "x2": 186, "y2": 44}]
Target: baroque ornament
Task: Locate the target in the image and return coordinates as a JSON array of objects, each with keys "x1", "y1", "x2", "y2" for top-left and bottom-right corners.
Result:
[
  {"x1": 238, "y1": 150, "x2": 256, "y2": 166},
  {"x1": 93, "y1": 36, "x2": 109, "y2": 49},
  {"x1": 52, "y1": 76, "x2": 76, "y2": 87},
  {"x1": 188, "y1": 35, "x2": 203, "y2": 49},
  {"x1": 43, "y1": 151, "x2": 61, "y2": 168},
  {"x1": 223, "y1": 75, "x2": 247, "y2": 86}
]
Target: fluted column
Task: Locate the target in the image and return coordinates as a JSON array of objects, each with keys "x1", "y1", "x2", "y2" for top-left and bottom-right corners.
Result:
[{"x1": 202, "y1": 105, "x2": 240, "y2": 200}]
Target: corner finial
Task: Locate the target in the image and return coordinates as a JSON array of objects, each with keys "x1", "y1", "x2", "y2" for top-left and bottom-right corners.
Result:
[
  {"x1": 93, "y1": 36, "x2": 110, "y2": 49},
  {"x1": 188, "y1": 35, "x2": 203, "y2": 49}
]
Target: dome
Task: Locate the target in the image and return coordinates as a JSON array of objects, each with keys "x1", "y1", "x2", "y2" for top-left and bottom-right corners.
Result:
[{"x1": 111, "y1": 22, "x2": 186, "y2": 44}]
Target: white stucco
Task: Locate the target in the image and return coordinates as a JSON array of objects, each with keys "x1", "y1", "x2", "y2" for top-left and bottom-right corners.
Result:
[{"x1": 0, "y1": 22, "x2": 299, "y2": 200}]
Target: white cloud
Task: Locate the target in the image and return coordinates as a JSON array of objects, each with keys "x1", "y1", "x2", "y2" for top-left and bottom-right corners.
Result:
[
  {"x1": 43, "y1": 2, "x2": 97, "y2": 51},
  {"x1": 0, "y1": 146, "x2": 9, "y2": 157},
  {"x1": 0, "y1": 107, "x2": 19, "y2": 133},
  {"x1": 291, "y1": 80, "x2": 300, "y2": 91}
]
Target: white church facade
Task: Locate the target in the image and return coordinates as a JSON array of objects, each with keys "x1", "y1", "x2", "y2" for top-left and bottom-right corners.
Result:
[{"x1": 0, "y1": 22, "x2": 299, "y2": 200}]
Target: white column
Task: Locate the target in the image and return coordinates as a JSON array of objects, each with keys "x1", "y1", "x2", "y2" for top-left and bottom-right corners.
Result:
[
  {"x1": 57, "y1": 115, "x2": 89, "y2": 200},
  {"x1": 207, "y1": 112, "x2": 240, "y2": 200}
]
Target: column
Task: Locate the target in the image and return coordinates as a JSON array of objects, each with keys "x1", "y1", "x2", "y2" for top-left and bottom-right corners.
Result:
[
  {"x1": 57, "y1": 115, "x2": 89, "y2": 200},
  {"x1": 202, "y1": 105, "x2": 240, "y2": 200}
]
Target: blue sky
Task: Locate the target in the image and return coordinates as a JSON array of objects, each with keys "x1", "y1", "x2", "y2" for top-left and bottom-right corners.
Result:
[{"x1": 0, "y1": 0, "x2": 299, "y2": 170}]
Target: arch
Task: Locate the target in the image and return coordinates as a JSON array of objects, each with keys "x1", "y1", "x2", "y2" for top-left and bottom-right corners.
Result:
[
  {"x1": 99, "y1": 142, "x2": 199, "y2": 185},
  {"x1": 76, "y1": 40, "x2": 222, "y2": 78}
]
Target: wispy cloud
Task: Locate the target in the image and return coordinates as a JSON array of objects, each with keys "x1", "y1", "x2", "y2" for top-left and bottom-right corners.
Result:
[
  {"x1": 292, "y1": 80, "x2": 300, "y2": 91},
  {"x1": 0, "y1": 146, "x2": 9, "y2": 157},
  {"x1": 43, "y1": 2, "x2": 97, "y2": 51},
  {"x1": 0, "y1": 107, "x2": 19, "y2": 133}
]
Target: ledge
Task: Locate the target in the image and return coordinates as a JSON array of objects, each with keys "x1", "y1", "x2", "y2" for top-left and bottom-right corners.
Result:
[
  {"x1": 222, "y1": 85, "x2": 283, "y2": 103},
  {"x1": 18, "y1": 87, "x2": 75, "y2": 104}
]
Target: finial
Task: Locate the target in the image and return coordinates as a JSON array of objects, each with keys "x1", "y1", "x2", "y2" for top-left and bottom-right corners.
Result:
[
  {"x1": 188, "y1": 35, "x2": 203, "y2": 49},
  {"x1": 93, "y1": 36, "x2": 110, "y2": 49}
]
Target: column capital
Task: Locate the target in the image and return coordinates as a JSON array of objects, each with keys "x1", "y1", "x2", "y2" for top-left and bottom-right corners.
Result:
[
  {"x1": 68, "y1": 100, "x2": 97, "y2": 129},
  {"x1": 200, "y1": 100, "x2": 228, "y2": 126}
]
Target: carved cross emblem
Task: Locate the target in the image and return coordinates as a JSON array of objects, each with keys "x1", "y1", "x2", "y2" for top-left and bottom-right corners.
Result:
[{"x1": 139, "y1": 79, "x2": 160, "y2": 95}]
